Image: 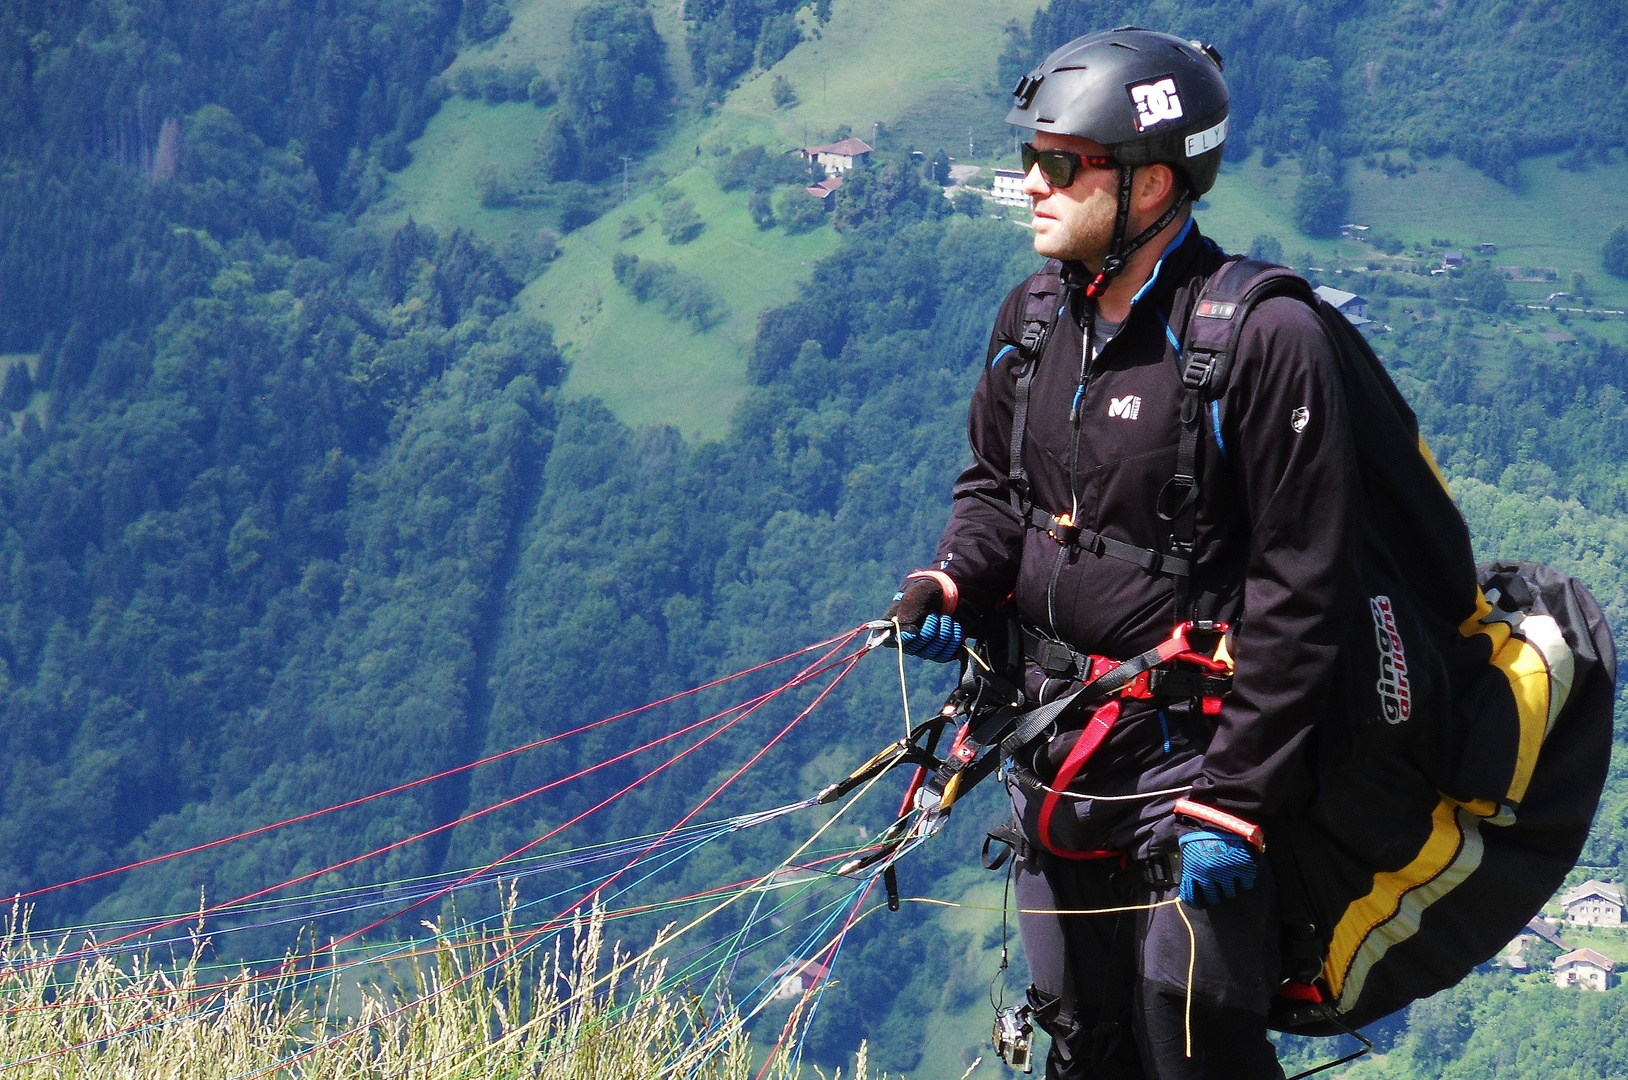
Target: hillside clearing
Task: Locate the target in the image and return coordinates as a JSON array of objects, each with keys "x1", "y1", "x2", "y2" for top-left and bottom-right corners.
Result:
[{"x1": 522, "y1": 162, "x2": 840, "y2": 439}]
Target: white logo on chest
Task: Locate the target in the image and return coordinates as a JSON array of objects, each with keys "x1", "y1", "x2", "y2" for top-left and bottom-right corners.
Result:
[{"x1": 1108, "y1": 395, "x2": 1142, "y2": 420}]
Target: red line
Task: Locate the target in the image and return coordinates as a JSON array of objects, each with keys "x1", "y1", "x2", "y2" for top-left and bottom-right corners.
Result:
[
  {"x1": 24, "y1": 637, "x2": 862, "y2": 978},
  {"x1": 594, "y1": 653, "x2": 863, "y2": 899},
  {"x1": 312, "y1": 647, "x2": 863, "y2": 961},
  {"x1": 16, "y1": 631, "x2": 858, "y2": 902},
  {"x1": 230, "y1": 650, "x2": 869, "y2": 1080},
  {"x1": 0, "y1": 848, "x2": 872, "y2": 1018},
  {"x1": 0, "y1": 636, "x2": 866, "y2": 1058}
]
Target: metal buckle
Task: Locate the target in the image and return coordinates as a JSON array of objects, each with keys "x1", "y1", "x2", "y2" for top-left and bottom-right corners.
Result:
[
  {"x1": 1019, "y1": 319, "x2": 1047, "y2": 354},
  {"x1": 1034, "y1": 638, "x2": 1078, "y2": 678},
  {"x1": 1047, "y1": 512, "x2": 1080, "y2": 546}
]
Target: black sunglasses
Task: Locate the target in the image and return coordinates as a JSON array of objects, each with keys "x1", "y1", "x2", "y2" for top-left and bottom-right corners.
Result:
[{"x1": 1021, "y1": 142, "x2": 1118, "y2": 188}]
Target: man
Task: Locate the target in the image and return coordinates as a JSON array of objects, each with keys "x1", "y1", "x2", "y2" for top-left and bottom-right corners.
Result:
[{"x1": 884, "y1": 28, "x2": 1361, "y2": 1079}]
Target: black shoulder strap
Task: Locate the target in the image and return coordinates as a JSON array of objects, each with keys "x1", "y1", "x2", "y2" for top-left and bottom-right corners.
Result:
[
  {"x1": 1163, "y1": 258, "x2": 1319, "y2": 616},
  {"x1": 1007, "y1": 260, "x2": 1070, "y2": 517},
  {"x1": 1179, "y1": 258, "x2": 1318, "y2": 398}
]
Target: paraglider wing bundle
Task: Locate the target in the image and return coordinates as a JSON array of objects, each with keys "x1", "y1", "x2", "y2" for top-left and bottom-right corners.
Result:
[
  {"x1": 1151, "y1": 265, "x2": 1620, "y2": 1035},
  {"x1": 1276, "y1": 558, "x2": 1614, "y2": 1033}
]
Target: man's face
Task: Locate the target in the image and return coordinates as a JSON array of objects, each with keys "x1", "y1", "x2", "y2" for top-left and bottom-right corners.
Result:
[{"x1": 1023, "y1": 131, "x2": 1122, "y2": 266}]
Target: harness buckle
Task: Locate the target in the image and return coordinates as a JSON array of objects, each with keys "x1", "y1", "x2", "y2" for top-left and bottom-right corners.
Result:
[
  {"x1": 1181, "y1": 353, "x2": 1217, "y2": 391},
  {"x1": 1141, "y1": 850, "x2": 1182, "y2": 889},
  {"x1": 1033, "y1": 637, "x2": 1081, "y2": 678},
  {"x1": 1047, "y1": 512, "x2": 1081, "y2": 546},
  {"x1": 1168, "y1": 621, "x2": 1233, "y2": 672},
  {"x1": 1019, "y1": 319, "x2": 1048, "y2": 355}
]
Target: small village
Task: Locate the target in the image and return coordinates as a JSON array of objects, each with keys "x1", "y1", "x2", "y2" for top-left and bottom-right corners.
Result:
[{"x1": 1506, "y1": 879, "x2": 1628, "y2": 990}]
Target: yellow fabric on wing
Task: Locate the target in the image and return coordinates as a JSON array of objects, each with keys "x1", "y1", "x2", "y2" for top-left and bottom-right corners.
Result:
[
  {"x1": 1488, "y1": 633, "x2": 1552, "y2": 805},
  {"x1": 1325, "y1": 797, "x2": 1486, "y2": 1009},
  {"x1": 1418, "y1": 435, "x2": 1453, "y2": 495}
]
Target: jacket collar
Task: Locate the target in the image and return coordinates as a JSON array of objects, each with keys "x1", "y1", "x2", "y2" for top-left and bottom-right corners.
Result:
[{"x1": 1064, "y1": 215, "x2": 1215, "y2": 329}]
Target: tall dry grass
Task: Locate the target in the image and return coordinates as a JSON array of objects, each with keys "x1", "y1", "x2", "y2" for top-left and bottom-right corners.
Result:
[{"x1": 0, "y1": 895, "x2": 895, "y2": 1080}]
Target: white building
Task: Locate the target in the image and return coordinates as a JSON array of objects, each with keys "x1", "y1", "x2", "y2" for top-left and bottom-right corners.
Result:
[
  {"x1": 1553, "y1": 947, "x2": 1614, "y2": 991},
  {"x1": 768, "y1": 959, "x2": 830, "y2": 1001},
  {"x1": 797, "y1": 137, "x2": 872, "y2": 175},
  {"x1": 1561, "y1": 880, "x2": 1626, "y2": 926},
  {"x1": 1313, "y1": 286, "x2": 1371, "y2": 326},
  {"x1": 991, "y1": 168, "x2": 1028, "y2": 207}
]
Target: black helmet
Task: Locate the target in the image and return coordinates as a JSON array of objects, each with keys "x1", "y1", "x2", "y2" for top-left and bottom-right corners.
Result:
[{"x1": 1008, "y1": 27, "x2": 1229, "y2": 196}]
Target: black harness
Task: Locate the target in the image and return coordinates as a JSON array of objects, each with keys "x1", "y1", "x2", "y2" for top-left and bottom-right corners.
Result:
[
  {"x1": 821, "y1": 257, "x2": 1331, "y2": 872},
  {"x1": 1002, "y1": 255, "x2": 1305, "y2": 620}
]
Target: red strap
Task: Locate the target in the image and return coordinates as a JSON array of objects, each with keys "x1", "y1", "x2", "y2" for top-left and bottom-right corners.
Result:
[
  {"x1": 1274, "y1": 981, "x2": 1323, "y2": 1004},
  {"x1": 1037, "y1": 701, "x2": 1122, "y2": 860},
  {"x1": 1173, "y1": 797, "x2": 1266, "y2": 851},
  {"x1": 905, "y1": 569, "x2": 959, "y2": 615}
]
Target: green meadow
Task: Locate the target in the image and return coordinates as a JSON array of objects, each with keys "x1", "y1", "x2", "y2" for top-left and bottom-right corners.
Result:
[{"x1": 521, "y1": 163, "x2": 842, "y2": 438}]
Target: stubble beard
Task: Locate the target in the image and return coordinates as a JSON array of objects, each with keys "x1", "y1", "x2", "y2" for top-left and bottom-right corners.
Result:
[{"x1": 1031, "y1": 185, "x2": 1118, "y2": 268}]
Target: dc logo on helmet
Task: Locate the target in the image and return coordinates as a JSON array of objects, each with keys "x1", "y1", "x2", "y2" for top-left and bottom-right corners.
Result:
[{"x1": 1128, "y1": 76, "x2": 1184, "y2": 131}]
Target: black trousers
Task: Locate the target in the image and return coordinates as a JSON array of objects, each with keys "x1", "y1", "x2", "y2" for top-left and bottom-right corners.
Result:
[{"x1": 1014, "y1": 851, "x2": 1285, "y2": 1080}]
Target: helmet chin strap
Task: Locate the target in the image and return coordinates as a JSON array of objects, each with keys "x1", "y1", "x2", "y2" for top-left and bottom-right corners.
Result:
[{"x1": 1082, "y1": 165, "x2": 1189, "y2": 300}]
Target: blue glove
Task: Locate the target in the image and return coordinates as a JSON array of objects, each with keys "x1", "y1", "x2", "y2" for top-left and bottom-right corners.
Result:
[
  {"x1": 896, "y1": 608, "x2": 965, "y2": 663},
  {"x1": 1177, "y1": 829, "x2": 1258, "y2": 907}
]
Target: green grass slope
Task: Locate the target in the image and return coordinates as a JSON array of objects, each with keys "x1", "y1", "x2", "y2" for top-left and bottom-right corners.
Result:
[
  {"x1": 721, "y1": 0, "x2": 1033, "y2": 149},
  {"x1": 530, "y1": 0, "x2": 1037, "y2": 439},
  {"x1": 366, "y1": 0, "x2": 1035, "y2": 439},
  {"x1": 521, "y1": 164, "x2": 841, "y2": 438},
  {"x1": 1347, "y1": 154, "x2": 1628, "y2": 308},
  {"x1": 366, "y1": 96, "x2": 557, "y2": 241},
  {"x1": 1199, "y1": 151, "x2": 1628, "y2": 306},
  {"x1": 443, "y1": 0, "x2": 592, "y2": 83}
]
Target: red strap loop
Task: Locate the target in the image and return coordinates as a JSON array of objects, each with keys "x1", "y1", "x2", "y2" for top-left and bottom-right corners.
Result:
[{"x1": 1037, "y1": 701, "x2": 1124, "y2": 860}]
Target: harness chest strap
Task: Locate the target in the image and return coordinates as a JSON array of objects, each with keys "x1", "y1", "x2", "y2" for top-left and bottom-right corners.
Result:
[
  {"x1": 1025, "y1": 507, "x2": 1192, "y2": 577},
  {"x1": 1021, "y1": 625, "x2": 1232, "y2": 705}
]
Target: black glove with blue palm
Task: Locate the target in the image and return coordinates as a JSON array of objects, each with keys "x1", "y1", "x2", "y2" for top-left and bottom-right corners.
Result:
[
  {"x1": 883, "y1": 575, "x2": 965, "y2": 663},
  {"x1": 1177, "y1": 829, "x2": 1259, "y2": 907}
]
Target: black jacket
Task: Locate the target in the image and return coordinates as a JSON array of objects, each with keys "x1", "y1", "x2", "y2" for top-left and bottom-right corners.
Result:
[{"x1": 933, "y1": 221, "x2": 1362, "y2": 826}]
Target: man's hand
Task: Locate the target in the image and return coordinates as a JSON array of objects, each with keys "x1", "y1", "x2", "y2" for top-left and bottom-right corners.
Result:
[
  {"x1": 884, "y1": 578, "x2": 942, "y2": 633},
  {"x1": 1177, "y1": 830, "x2": 1259, "y2": 907},
  {"x1": 883, "y1": 576, "x2": 964, "y2": 663}
]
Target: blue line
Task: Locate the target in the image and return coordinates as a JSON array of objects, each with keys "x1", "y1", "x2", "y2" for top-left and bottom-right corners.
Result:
[
  {"x1": 1159, "y1": 312, "x2": 1182, "y2": 358},
  {"x1": 787, "y1": 886, "x2": 868, "y2": 1074},
  {"x1": 1129, "y1": 216, "x2": 1196, "y2": 308},
  {"x1": 989, "y1": 343, "x2": 1016, "y2": 370},
  {"x1": 1211, "y1": 400, "x2": 1227, "y2": 460}
]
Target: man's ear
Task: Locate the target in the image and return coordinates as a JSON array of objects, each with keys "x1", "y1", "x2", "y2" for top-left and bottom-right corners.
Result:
[{"x1": 1134, "y1": 163, "x2": 1180, "y2": 214}]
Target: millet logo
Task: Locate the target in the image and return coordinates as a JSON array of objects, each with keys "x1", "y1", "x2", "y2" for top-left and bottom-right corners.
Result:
[
  {"x1": 1371, "y1": 595, "x2": 1412, "y2": 724},
  {"x1": 1108, "y1": 395, "x2": 1142, "y2": 420}
]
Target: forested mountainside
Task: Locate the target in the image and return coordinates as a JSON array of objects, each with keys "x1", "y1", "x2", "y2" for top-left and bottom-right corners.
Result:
[{"x1": 4, "y1": 0, "x2": 1628, "y2": 1073}]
